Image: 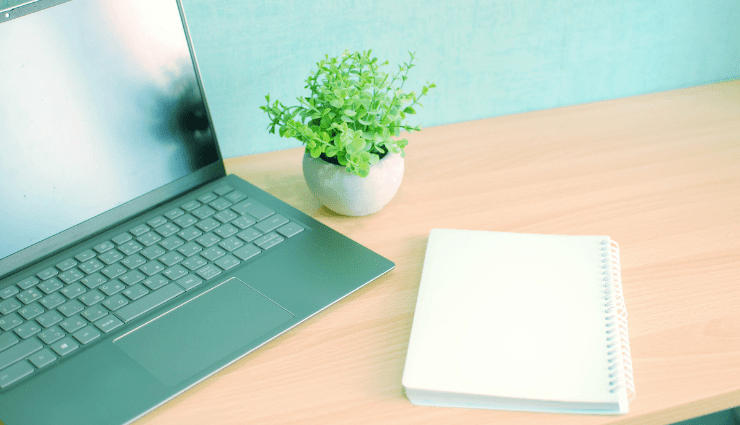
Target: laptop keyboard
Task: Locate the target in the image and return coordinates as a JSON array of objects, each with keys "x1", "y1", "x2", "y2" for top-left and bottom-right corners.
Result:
[{"x1": 0, "y1": 183, "x2": 304, "y2": 390}]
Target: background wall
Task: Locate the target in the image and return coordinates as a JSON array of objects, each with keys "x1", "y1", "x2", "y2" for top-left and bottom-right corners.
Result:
[{"x1": 180, "y1": 0, "x2": 740, "y2": 159}]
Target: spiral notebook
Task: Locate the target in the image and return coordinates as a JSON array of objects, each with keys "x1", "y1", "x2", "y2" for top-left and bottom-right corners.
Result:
[{"x1": 402, "y1": 229, "x2": 635, "y2": 415}]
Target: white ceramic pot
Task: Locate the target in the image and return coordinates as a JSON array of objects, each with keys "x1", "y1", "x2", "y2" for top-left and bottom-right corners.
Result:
[{"x1": 302, "y1": 152, "x2": 404, "y2": 216}]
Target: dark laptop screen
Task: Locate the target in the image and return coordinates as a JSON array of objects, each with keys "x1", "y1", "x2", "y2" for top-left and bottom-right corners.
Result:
[{"x1": 0, "y1": 0, "x2": 220, "y2": 262}]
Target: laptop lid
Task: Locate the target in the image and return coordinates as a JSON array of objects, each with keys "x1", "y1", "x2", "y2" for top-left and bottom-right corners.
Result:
[{"x1": 0, "y1": 0, "x2": 225, "y2": 279}]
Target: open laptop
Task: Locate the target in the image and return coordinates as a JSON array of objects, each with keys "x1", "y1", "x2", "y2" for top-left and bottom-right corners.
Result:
[{"x1": 0, "y1": 0, "x2": 395, "y2": 423}]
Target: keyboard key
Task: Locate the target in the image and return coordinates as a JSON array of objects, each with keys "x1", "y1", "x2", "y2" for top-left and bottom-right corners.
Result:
[
  {"x1": 214, "y1": 209, "x2": 237, "y2": 223},
  {"x1": 141, "y1": 245, "x2": 166, "y2": 260},
  {"x1": 173, "y1": 214, "x2": 197, "y2": 228},
  {"x1": 195, "y1": 232, "x2": 220, "y2": 247},
  {"x1": 232, "y1": 200, "x2": 274, "y2": 220},
  {"x1": 55, "y1": 258, "x2": 77, "y2": 272},
  {"x1": 253, "y1": 232, "x2": 279, "y2": 247},
  {"x1": 181, "y1": 200, "x2": 201, "y2": 211},
  {"x1": 0, "y1": 285, "x2": 20, "y2": 299},
  {"x1": 155, "y1": 222, "x2": 180, "y2": 237},
  {"x1": 93, "y1": 241, "x2": 115, "y2": 254},
  {"x1": 209, "y1": 198, "x2": 232, "y2": 211},
  {"x1": 139, "y1": 261, "x2": 165, "y2": 276},
  {"x1": 0, "y1": 298, "x2": 22, "y2": 314},
  {"x1": 16, "y1": 277, "x2": 40, "y2": 290},
  {"x1": 182, "y1": 256, "x2": 207, "y2": 271},
  {"x1": 196, "y1": 264, "x2": 222, "y2": 280},
  {"x1": 218, "y1": 236, "x2": 244, "y2": 252},
  {"x1": 17, "y1": 302, "x2": 45, "y2": 320},
  {"x1": 257, "y1": 235, "x2": 284, "y2": 250},
  {"x1": 37, "y1": 326, "x2": 65, "y2": 345},
  {"x1": 137, "y1": 232, "x2": 162, "y2": 246},
  {"x1": 59, "y1": 315, "x2": 87, "y2": 333},
  {"x1": 215, "y1": 255, "x2": 240, "y2": 271},
  {"x1": 195, "y1": 217, "x2": 220, "y2": 232},
  {"x1": 17, "y1": 288, "x2": 43, "y2": 304},
  {"x1": 162, "y1": 265, "x2": 188, "y2": 281},
  {"x1": 58, "y1": 268, "x2": 84, "y2": 284},
  {"x1": 36, "y1": 267, "x2": 58, "y2": 281},
  {"x1": 60, "y1": 282, "x2": 86, "y2": 299},
  {"x1": 99, "y1": 281, "x2": 126, "y2": 296},
  {"x1": 146, "y1": 216, "x2": 168, "y2": 228},
  {"x1": 176, "y1": 275, "x2": 203, "y2": 291},
  {"x1": 28, "y1": 348, "x2": 57, "y2": 368},
  {"x1": 57, "y1": 300, "x2": 85, "y2": 317},
  {"x1": 164, "y1": 208, "x2": 184, "y2": 220},
  {"x1": 119, "y1": 270, "x2": 146, "y2": 286},
  {"x1": 115, "y1": 284, "x2": 184, "y2": 322},
  {"x1": 50, "y1": 337, "x2": 79, "y2": 357},
  {"x1": 80, "y1": 272, "x2": 107, "y2": 289},
  {"x1": 94, "y1": 316, "x2": 123, "y2": 333},
  {"x1": 111, "y1": 232, "x2": 133, "y2": 245},
  {"x1": 14, "y1": 322, "x2": 41, "y2": 339},
  {"x1": 224, "y1": 190, "x2": 246, "y2": 202},
  {"x1": 35, "y1": 310, "x2": 63, "y2": 328},
  {"x1": 192, "y1": 205, "x2": 216, "y2": 219},
  {"x1": 231, "y1": 215, "x2": 256, "y2": 229},
  {"x1": 213, "y1": 185, "x2": 234, "y2": 196},
  {"x1": 159, "y1": 235, "x2": 185, "y2": 250},
  {"x1": 118, "y1": 241, "x2": 143, "y2": 256},
  {"x1": 142, "y1": 275, "x2": 169, "y2": 291},
  {"x1": 129, "y1": 224, "x2": 150, "y2": 236},
  {"x1": 122, "y1": 284, "x2": 149, "y2": 301},
  {"x1": 177, "y1": 241, "x2": 202, "y2": 257},
  {"x1": 72, "y1": 326, "x2": 101, "y2": 345},
  {"x1": 255, "y1": 214, "x2": 289, "y2": 233},
  {"x1": 236, "y1": 228, "x2": 262, "y2": 243},
  {"x1": 197, "y1": 192, "x2": 218, "y2": 203},
  {"x1": 233, "y1": 244, "x2": 261, "y2": 261},
  {"x1": 121, "y1": 253, "x2": 147, "y2": 269},
  {"x1": 214, "y1": 223, "x2": 238, "y2": 238},
  {"x1": 159, "y1": 251, "x2": 184, "y2": 267},
  {"x1": 0, "y1": 314, "x2": 23, "y2": 331},
  {"x1": 201, "y1": 246, "x2": 226, "y2": 262},
  {"x1": 0, "y1": 337, "x2": 42, "y2": 370},
  {"x1": 75, "y1": 249, "x2": 97, "y2": 262},
  {"x1": 37, "y1": 278, "x2": 63, "y2": 294},
  {"x1": 0, "y1": 360, "x2": 34, "y2": 389},
  {"x1": 101, "y1": 264, "x2": 127, "y2": 279},
  {"x1": 99, "y1": 250, "x2": 124, "y2": 265},
  {"x1": 178, "y1": 227, "x2": 202, "y2": 241},
  {"x1": 78, "y1": 290, "x2": 105, "y2": 307},
  {"x1": 81, "y1": 304, "x2": 109, "y2": 322},
  {"x1": 39, "y1": 293, "x2": 66, "y2": 310},
  {"x1": 78, "y1": 259, "x2": 104, "y2": 274},
  {"x1": 102, "y1": 294, "x2": 129, "y2": 311},
  {"x1": 0, "y1": 332, "x2": 19, "y2": 351}
]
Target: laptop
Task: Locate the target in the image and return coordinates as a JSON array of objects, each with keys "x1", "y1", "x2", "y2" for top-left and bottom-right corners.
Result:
[{"x1": 0, "y1": 0, "x2": 395, "y2": 423}]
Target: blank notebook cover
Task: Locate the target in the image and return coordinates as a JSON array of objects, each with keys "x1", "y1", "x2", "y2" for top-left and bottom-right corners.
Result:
[{"x1": 402, "y1": 229, "x2": 635, "y2": 414}]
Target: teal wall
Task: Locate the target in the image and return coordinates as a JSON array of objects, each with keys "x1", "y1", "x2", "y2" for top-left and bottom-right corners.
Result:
[{"x1": 181, "y1": 0, "x2": 740, "y2": 159}]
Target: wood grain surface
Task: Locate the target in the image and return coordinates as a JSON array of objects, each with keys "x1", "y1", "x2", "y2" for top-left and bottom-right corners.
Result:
[{"x1": 137, "y1": 80, "x2": 740, "y2": 425}]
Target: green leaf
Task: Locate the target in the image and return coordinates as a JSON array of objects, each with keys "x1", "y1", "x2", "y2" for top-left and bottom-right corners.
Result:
[
  {"x1": 403, "y1": 106, "x2": 416, "y2": 114},
  {"x1": 343, "y1": 109, "x2": 357, "y2": 117},
  {"x1": 330, "y1": 99, "x2": 344, "y2": 108}
]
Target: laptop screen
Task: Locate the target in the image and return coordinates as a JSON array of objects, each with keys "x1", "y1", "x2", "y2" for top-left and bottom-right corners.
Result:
[{"x1": 0, "y1": 0, "x2": 221, "y2": 264}]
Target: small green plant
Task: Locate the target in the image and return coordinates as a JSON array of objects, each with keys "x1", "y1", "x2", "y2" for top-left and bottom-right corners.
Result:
[{"x1": 260, "y1": 50, "x2": 435, "y2": 177}]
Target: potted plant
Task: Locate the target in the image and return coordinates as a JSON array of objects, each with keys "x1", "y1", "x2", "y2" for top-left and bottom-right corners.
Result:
[{"x1": 260, "y1": 49, "x2": 434, "y2": 216}]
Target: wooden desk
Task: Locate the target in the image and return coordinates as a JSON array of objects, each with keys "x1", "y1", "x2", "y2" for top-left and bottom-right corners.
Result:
[{"x1": 138, "y1": 80, "x2": 740, "y2": 424}]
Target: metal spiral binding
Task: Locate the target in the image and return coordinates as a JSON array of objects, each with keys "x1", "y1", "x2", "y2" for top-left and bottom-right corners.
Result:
[{"x1": 601, "y1": 239, "x2": 635, "y2": 402}]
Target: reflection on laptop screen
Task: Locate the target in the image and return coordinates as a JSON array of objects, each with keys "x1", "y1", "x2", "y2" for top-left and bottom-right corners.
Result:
[{"x1": 0, "y1": 0, "x2": 220, "y2": 261}]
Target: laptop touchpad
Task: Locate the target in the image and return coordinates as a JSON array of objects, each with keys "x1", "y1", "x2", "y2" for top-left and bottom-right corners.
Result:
[{"x1": 114, "y1": 277, "x2": 294, "y2": 387}]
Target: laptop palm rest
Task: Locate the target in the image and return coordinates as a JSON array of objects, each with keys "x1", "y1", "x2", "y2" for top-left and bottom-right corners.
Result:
[{"x1": 113, "y1": 277, "x2": 294, "y2": 387}]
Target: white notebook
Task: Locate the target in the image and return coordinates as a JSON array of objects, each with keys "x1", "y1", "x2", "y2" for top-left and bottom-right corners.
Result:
[{"x1": 402, "y1": 229, "x2": 635, "y2": 415}]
